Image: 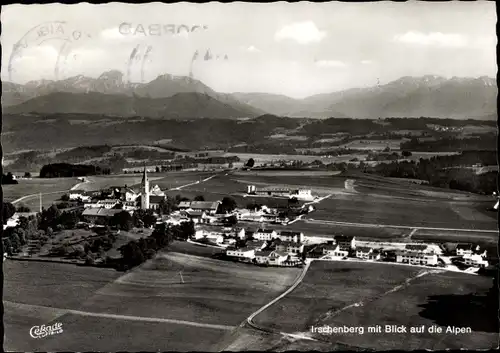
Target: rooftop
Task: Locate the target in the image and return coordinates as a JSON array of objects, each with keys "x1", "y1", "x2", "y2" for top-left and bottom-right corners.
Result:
[
  {"x1": 356, "y1": 246, "x2": 373, "y2": 252},
  {"x1": 456, "y1": 243, "x2": 473, "y2": 250},
  {"x1": 279, "y1": 241, "x2": 303, "y2": 247},
  {"x1": 405, "y1": 244, "x2": 428, "y2": 251},
  {"x1": 82, "y1": 208, "x2": 123, "y2": 217},
  {"x1": 255, "y1": 250, "x2": 273, "y2": 257},
  {"x1": 334, "y1": 235, "x2": 355, "y2": 242},
  {"x1": 256, "y1": 229, "x2": 275, "y2": 234},
  {"x1": 279, "y1": 231, "x2": 302, "y2": 237}
]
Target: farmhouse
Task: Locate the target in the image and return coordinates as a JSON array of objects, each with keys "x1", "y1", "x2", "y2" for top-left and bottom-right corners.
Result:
[
  {"x1": 334, "y1": 235, "x2": 356, "y2": 249},
  {"x1": 69, "y1": 190, "x2": 92, "y2": 202},
  {"x1": 290, "y1": 189, "x2": 314, "y2": 201},
  {"x1": 97, "y1": 199, "x2": 121, "y2": 209},
  {"x1": 255, "y1": 250, "x2": 289, "y2": 265},
  {"x1": 456, "y1": 243, "x2": 480, "y2": 256},
  {"x1": 279, "y1": 231, "x2": 304, "y2": 243},
  {"x1": 149, "y1": 184, "x2": 165, "y2": 196},
  {"x1": 108, "y1": 186, "x2": 139, "y2": 202},
  {"x1": 82, "y1": 208, "x2": 125, "y2": 222},
  {"x1": 178, "y1": 201, "x2": 221, "y2": 215},
  {"x1": 322, "y1": 244, "x2": 349, "y2": 258},
  {"x1": 462, "y1": 254, "x2": 489, "y2": 268},
  {"x1": 276, "y1": 241, "x2": 304, "y2": 255},
  {"x1": 355, "y1": 247, "x2": 381, "y2": 260},
  {"x1": 181, "y1": 210, "x2": 216, "y2": 224},
  {"x1": 253, "y1": 229, "x2": 277, "y2": 241},
  {"x1": 226, "y1": 247, "x2": 255, "y2": 259},
  {"x1": 396, "y1": 250, "x2": 438, "y2": 266}
]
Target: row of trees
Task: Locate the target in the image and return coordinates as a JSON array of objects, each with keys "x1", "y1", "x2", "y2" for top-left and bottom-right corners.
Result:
[
  {"x1": 2, "y1": 172, "x2": 18, "y2": 184},
  {"x1": 401, "y1": 135, "x2": 497, "y2": 152},
  {"x1": 347, "y1": 157, "x2": 498, "y2": 195}
]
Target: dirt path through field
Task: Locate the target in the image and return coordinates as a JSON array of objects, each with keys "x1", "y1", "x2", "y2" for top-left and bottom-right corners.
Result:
[{"x1": 4, "y1": 301, "x2": 235, "y2": 331}]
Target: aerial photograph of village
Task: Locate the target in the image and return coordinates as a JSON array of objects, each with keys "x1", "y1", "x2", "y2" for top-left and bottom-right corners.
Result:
[{"x1": 1, "y1": 2, "x2": 498, "y2": 352}]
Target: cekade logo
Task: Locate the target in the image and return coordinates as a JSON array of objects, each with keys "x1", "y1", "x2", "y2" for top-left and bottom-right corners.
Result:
[{"x1": 30, "y1": 323, "x2": 64, "y2": 339}]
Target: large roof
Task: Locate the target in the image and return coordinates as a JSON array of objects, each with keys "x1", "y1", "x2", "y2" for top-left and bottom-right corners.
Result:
[
  {"x1": 82, "y1": 208, "x2": 123, "y2": 217},
  {"x1": 189, "y1": 201, "x2": 221, "y2": 211}
]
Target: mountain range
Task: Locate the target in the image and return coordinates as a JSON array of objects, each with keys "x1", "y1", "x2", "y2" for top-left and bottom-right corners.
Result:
[{"x1": 2, "y1": 71, "x2": 497, "y2": 120}]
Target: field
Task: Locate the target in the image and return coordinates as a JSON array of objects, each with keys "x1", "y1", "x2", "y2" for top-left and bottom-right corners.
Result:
[
  {"x1": 338, "y1": 139, "x2": 403, "y2": 151},
  {"x1": 253, "y1": 261, "x2": 497, "y2": 350},
  {"x1": 3, "y1": 177, "x2": 79, "y2": 203},
  {"x1": 3, "y1": 251, "x2": 300, "y2": 351}
]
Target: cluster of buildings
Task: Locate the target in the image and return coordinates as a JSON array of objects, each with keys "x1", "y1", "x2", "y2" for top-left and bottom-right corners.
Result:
[
  {"x1": 75, "y1": 168, "x2": 169, "y2": 223},
  {"x1": 246, "y1": 185, "x2": 316, "y2": 201},
  {"x1": 454, "y1": 243, "x2": 489, "y2": 268}
]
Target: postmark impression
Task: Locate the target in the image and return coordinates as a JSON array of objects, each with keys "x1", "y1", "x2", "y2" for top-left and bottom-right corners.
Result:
[{"x1": 8, "y1": 21, "x2": 92, "y2": 81}]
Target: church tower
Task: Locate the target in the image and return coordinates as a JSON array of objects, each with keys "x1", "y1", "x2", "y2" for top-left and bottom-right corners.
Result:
[{"x1": 141, "y1": 166, "x2": 150, "y2": 209}]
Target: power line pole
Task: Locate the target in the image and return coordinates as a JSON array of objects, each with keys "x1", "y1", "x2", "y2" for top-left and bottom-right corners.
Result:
[
  {"x1": 39, "y1": 192, "x2": 42, "y2": 213},
  {"x1": 178, "y1": 271, "x2": 184, "y2": 284}
]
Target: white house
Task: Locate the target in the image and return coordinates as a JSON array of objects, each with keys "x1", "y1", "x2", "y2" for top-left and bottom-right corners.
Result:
[
  {"x1": 234, "y1": 227, "x2": 246, "y2": 240},
  {"x1": 255, "y1": 250, "x2": 288, "y2": 265},
  {"x1": 355, "y1": 247, "x2": 380, "y2": 260},
  {"x1": 396, "y1": 250, "x2": 438, "y2": 266},
  {"x1": 69, "y1": 190, "x2": 92, "y2": 202},
  {"x1": 322, "y1": 244, "x2": 349, "y2": 258},
  {"x1": 226, "y1": 247, "x2": 255, "y2": 259},
  {"x1": 96, "y1": 199, "x2": 120, "y2": 209},
  {"x1": 463, "y1": 254, "x2": 489, "y2": 268},
  {"x1": 334, "y1": 235, "x2": 356, "y2": 250},
  {"x1": 456, "y1": 243, "x2": 480, "y2": 256},
  {"x1": 291, "y1": 189, "x2": 314, "y2": 201},
  {"x1": 253, "y1": 229, "x2": 277, "y2": 241},
  {"x1": 279, "y1": 231, "x2": 304, "y2": 243},
  {"x1": 149, "y1": 185, "x2": 165, "y2": 196},
  {"x1": 276, "y1": 241, "x2": 304, "y2": 256}
]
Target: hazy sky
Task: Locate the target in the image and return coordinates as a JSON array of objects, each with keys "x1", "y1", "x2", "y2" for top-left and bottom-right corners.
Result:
[{"x1": 1, "y1": 2, "x2": 496, "y2": 98}]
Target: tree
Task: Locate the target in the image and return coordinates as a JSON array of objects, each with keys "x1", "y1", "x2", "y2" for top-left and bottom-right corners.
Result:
[
  {"x1": 245, "y1": 158, "x2": 255, "y2": 168},
  {"x1": 402, "y1": 151, "x2": 412, "y2": 158},
  {"x1": 383, "y1": 146, "x2": 391, "y2": 152},
  {"x1": 218, "y1": 197, "x2": 237, "y2": 214},
  {"x1": 2, "y1": 202, "x2": 16, "y2": 225},
  {"x1": 155, "y1": 166, "x2": 160, "y2": 173},
  {"x1": 133, "y1": 209, "x2": 157, "y2": 228},
  {"x1": 118, "y1": 241, "x2": 145, "y2": 268},
  {"x1": 24, "y1": 172, "x2": 32, "y2": 178},
  {"x1": 16, "y1": 205, "x2": 31, "y2": 213},
  {"x1": 194, "y1": 195, "x2": 205, "y2": 201},
  {"x1": 224, "y1": 215, "x2": 238, "y2": 226},
  {"x1": 61, "y1": 194, "x2": 70, "y2": 202},
  {"x1": 158, "y1": 197, "x2": 175, "y2": 215},
  {"x1": 110, "y1": 211, "x2": 133, "y2": 231},
  {"x1": 151, "y1": 223, "x2": 173, "y2": 248}
]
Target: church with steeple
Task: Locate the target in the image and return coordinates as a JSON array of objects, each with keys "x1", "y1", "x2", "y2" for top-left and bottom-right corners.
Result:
[{"x1": 141, "y1": 166, "x2": 150, "y2": 210}]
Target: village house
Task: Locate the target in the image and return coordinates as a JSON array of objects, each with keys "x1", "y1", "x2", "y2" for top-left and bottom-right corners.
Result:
[
  {"x1": 253, "y1": 229, "x2": 278, "y2": 241},
  {"x1": 279, "y1": 231, "x2": 304, "y2": 243},
  {"x1": 396, "y1": 250, "x2": 438, "y2": 266},
  {"x1": 81, "y1": 208, "x2": 125, "y2": 223},
  {"x1": 290, "y1": 189, "x2": 314, "y2": 201},
  {"x1": 462, "y1": 253, "x2": 489, "y2": 268},
  {"x1": 178, "y1": 201, "x2": 221, "y2": 215},
  {"x1": 248, "y1": 240, "x2": 268, "y2": 251},
  {"x1": 108, "y1": 186, "x2": 139, "y2": 202},
  {"x1": 95, "y1": 199, "x2": 120, "y2": 209},
  {"x1": 322, "y1": 244, "x2": 349, "y2": 258},
  {"x1": 456, "y1": 243, "x2": 480, "y2": 256},
  {"x1": 255, "y1": 250, "x2": 289, "y2": 265},
  {"x1": 149, "y1": 184, "x2": 165, "y2": 196},
  {"x1": 276, "y1": 241, "x2": 304, "y2": 256},
  {"x1": 334, "y1": 235, "x2": 356, "y2": 249},
  {"x1": 69, "y1": 190, "x2": 92, "y2": 202},
  {"x1": 121, "y1": 201, "x2": 138, "y2": 211},
  {"x1": 355, "y1": 246, "x2": 381, "y2": 260},
  {"x1": 226, "y1": 247, "x2": 255, "y2": 259}
]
